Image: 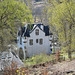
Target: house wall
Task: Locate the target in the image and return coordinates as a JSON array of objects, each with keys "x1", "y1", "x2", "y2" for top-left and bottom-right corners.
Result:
[
  {"x1": 23, "y1": 26, "x2": 51, "y2": 57},
  {"x1": 17, "y1": 36, "x2": 25, "y2": 59},
  {"x1": 17, "y1": 26, "x2": 52, "y2": 59}
]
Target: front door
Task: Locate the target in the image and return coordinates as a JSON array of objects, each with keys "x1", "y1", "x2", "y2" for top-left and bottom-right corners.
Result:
[{"x1": 19, "y1": 48, "x2": 24, "y2": 60}]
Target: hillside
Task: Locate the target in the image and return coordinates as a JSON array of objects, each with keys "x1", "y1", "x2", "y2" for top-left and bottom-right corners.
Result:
[{"x1": 31, "y1": 0, "x2": 48, "y2": 24}]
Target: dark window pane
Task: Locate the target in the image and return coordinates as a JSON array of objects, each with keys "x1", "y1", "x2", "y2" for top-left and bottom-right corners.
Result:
[
  {"x1": 50, "y1": 44, "x2": 52, "y2": 47},
  {"x1": 29, "y1": 39, "x2": 33, "y2": 45},
  {"x1": 20, "y1": 37, "x2": 22, "y2": 45},
  {"x1": 36, "y1": 39, "x2": 38, "y2": 43},
  {"x1": 24, "y1": 46, "x2": 26, "y2": 49},
  {"x1": 35, "y1": 29, "x2": 39, "y2": 35},
  {"x1": 39, "y1": 39, "x2": 43, "y2": 45}
]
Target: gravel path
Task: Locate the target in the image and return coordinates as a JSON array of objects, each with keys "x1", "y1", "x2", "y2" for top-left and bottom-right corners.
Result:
[
  {"x1": 52, "y1": 60, "x2": 75, "y2": 72},
  {"x1": 28, "y1": 59, "x2": 75, "y2": 75}
]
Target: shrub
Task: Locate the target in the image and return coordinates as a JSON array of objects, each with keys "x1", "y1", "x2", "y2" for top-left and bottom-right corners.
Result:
[
  {"x1": 24, "y1": 53, "x2": 56, "y2": 66},
  {"x1": 3, "y1": 62, "x2": 18, "y2": 75}
]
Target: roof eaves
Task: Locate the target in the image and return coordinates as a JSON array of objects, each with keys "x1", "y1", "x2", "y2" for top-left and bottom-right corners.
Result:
[
  {"x1": 29, "y1": 25, "x2": 38, "y2": 33},
  {"x1": 30, "y1": 25, "x2": 45, "y2": 34}
]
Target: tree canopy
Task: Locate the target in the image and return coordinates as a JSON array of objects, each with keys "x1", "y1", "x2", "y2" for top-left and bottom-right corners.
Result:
[
  {"x1": 48, "y1": 0, "x2": 75, "y2": 60},
  {"x1": 0, "y1": 0, "x2": 33, "y2": 51},
  {"x1": 0, "y1": 0, "x2": 33, "y2": 29}
]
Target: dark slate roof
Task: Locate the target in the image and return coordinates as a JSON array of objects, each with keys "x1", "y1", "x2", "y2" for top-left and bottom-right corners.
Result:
[
  {"x1": 44, "y1": 26, "x2": 49, "y2": 36},
  {"x1": 18, "y1": 24, "x2": 53, "y2": 37},
  {"x1": 18, "y1": 27, "x2": 25, "y2": 36},
  {"x1": 11, "y1": 51, "x2": 17, "y2": 58},
  {"x1": 30, "y1": 24, "x2": 45, "y2": 33},
  {"x1": 24, "y1": 24, "x2": 34, "y2": 37}
]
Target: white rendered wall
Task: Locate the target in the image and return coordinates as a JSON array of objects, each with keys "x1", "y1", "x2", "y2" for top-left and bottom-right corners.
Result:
[
  {"x1": 17, "y1": 26, "x2": 52, "y2": 58},
  {"x1": 24, "y1": 26, "x2": 51, "y2": 57},
  {"x1": 17, "y1": 36, "x2": 25, "y2": 59}
]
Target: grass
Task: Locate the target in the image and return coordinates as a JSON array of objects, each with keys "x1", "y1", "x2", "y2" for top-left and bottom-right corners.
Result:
[
  {"x1": 23, "y1": 52, "x2": 75, "y2": 67},
  {"x1": 24, "y1": 53, "x2": 55, "y2": 67}
]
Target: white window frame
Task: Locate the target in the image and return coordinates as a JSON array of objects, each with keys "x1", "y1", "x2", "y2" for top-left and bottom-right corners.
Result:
[
  {"x1": 36, "y1": 39, "x2": 38, "y2": 43},
  {"x1": 35, "y1": 29, "x2": 39, "y2": 35},
  {"x1": 29, "y1": 39, "x2": 33, "y2": 45},
  {"x1": 39, "y1": 39, "x2": 43, "y2": 45}
]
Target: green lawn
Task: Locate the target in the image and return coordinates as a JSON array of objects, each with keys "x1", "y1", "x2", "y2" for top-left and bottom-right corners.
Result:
[
  {"x1": 24, "y1": 52, "x2": 75, "y2": 67},
  {"x1": 24, "y1": 53, "x2": 55, "y2": 66}
]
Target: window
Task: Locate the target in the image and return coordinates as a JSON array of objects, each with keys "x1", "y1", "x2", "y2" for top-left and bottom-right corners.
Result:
[
  {"x1": 51, "y1": 49, "x2": 52, "y2": 51},
  {"x1": 24, "y1": 46, "x2": 26, "y2": 49},
  {"x1": 29, "y1": 39, "x2": 33, "y2": 45},
  {"x1": 50, "y1": 44, "x2": 52, "y2": 47},
  {"x1": 20, "y1": 37, "x2": 22, "y2": 45},
  {"x1": 50, "y1": 35, "x2": 52, "y2": 38},
  {"x1": 49, "y1": 40, "x2": 52, "y2": 41},
  {"x1": 39, "y1": 39, "x2": 43, "y2": 45},
  {"x1": 19, "y1": 48, "x2": 24, "y2": 60},
  {"x1": 17, "y1": 39, "x2": 19, "y2": 43},
  {"x1": 23, "y1": 41, "x2": 27, "y2": 43},
  {"x1": 25, "y1": 37, "x2": 26, "y2": 39},
  {"x1": 35, "y1": 29, "x2": 39, "y2": 35},
  {"x1": 36, "y1": 39, "x2": 38, "y2": 43}
]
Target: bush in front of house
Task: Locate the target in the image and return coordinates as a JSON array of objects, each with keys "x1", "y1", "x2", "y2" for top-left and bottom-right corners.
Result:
[
  {"x1": 24, "y1": 53, "x2": 55, "y2": 66},
  {"x1": 3, "y1": 62, "x2": 18, "y2": 75}
]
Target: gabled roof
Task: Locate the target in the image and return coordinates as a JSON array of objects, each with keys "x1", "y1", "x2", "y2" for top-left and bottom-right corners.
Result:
[
  {"x1": 18, "y1": 27, "x2": 25, "y2": 36},
  {"x1": 18, "y1": 23, "x2": 53, "y2": 37},
  {"x1": 29, "y1": 24, "x2": 45, "y2": 34}
]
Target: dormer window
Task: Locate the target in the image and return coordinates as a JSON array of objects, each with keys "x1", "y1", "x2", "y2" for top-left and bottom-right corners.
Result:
[{"x1": 35, "y1": 29, "x2": 39, "y2": 35}]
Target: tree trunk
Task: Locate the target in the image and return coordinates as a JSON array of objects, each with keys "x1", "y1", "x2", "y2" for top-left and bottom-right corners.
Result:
[
  {"x1": 0, "y1": 36, "x2": 4, "y2": 51},
  {"x1": 68, "y1": 24, "x2": 72, "y2": 61}
]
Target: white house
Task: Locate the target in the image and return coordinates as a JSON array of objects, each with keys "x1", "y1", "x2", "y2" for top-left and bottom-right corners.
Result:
[{"x1": 17, "y1": 23, "x2": 53, "y2": 60}]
